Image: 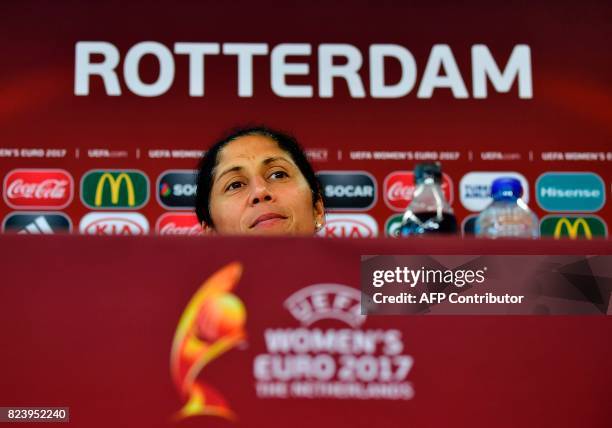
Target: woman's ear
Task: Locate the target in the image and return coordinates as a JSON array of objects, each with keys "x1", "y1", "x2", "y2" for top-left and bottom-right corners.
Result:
[
  {"x1": 313, "y1": 199, "x2": 325, "y2": 231},
  {"x1": 201, "y1": 221, "x2": 215, "y2": 235}
]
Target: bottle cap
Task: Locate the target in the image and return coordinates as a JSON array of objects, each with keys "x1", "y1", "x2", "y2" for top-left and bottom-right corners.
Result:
[
  {"x1": 414, "y1": 162, "x2": 442, "y2": 185},
  {"x1": 491, "y1": 177, "x2": 523, "y2": 199}
]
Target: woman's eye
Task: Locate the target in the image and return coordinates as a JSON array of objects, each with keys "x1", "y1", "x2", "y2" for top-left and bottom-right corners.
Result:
[
  {"x1": 226, "y1": 181, "x2": 243, "y2": 191},
  {"x1": 270, "y1": 171, "x2": 289, "y2": 180}
]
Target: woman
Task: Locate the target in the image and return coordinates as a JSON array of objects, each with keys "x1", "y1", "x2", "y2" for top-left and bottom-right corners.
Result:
[{"x1": 194, "y1": 126, "x2": 325, "y2": 235}]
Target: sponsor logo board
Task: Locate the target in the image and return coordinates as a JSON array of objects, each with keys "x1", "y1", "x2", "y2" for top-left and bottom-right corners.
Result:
[
  {"x1": 318, "y1": 214, "x2": 378, "y2": 238},
  {"x1": 81, "y1": 170, "x2": 149, "y2": 209},
  {"x1": 156, "y1": 212, "x2": 202, "y2": 235},
  {"x1": 2, "y1": 212, "x2": 72, "y2": 234},
  {"x1": 3, "y1": 169, "x2": 73, "y2": 209},
  {"x1": 317, "y1": 171, "x2": 377, "y2": 211},
  {"x1": 79, "y1": 212, "x2": 149, "y2": 235},
  {"x1": 383, "y1": 171, "x2": 453, "y2": 212},
  {"x1": 156, "y1": 170, "x2": 197, "y2": 209},
  {"x1": 540, "y1": 215, "x2": 607, "y2": 239},
  {"x1": 461, "y1": 214, "x2": 479, "y2": 236},
  {"x1": 536, "y1": 172, "x2": 605, "y2": 212},
  {"x1": 459, "y1": 171, "x2": 529, "y2": 212},
  {"x1": 384, "y1": 214, "x2": 403, "y2": 238}
]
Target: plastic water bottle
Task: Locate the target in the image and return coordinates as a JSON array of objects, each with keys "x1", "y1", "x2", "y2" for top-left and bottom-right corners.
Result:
[
  {"x1": 475, "y1": 177, "x2": 539, "y2": 239},
  {"x1": 399, "y1": 162, "x2": 457, "y2": 236}
]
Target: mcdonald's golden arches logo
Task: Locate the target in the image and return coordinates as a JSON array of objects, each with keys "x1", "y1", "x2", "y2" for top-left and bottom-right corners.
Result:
[
  {"x1": 81, "y1": 170, "x2": 149, "y2": 209},
  {"x1": 540, "y1": 215, "x2": 607, "y2": 239}
]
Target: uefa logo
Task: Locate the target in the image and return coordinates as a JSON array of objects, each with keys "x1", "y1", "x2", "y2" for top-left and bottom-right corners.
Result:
[{"x1": 284, "y1": 284, "x2": 366, "y2": 327}]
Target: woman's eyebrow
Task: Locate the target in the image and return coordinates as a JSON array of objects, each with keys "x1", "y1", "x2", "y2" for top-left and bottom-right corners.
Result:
[
  {"x1": 215, "y1": 156, "x2": 291, "y2": 182},
  {"x1": 215, "y1": 165, "x2": 243, "y2": 182},
  {"x1": 262, "y1": 156, "x2": 291, "y2": 166}
]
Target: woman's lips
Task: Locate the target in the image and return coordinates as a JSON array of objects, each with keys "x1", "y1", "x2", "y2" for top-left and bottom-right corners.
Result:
[{"x1": 250, "y1": 213, "x2": 287, "y2": 228}]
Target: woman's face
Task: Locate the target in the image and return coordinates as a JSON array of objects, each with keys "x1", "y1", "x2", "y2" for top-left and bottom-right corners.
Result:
[{"x1": 205, "y1": 135, "x2": 325, "y2": 236}]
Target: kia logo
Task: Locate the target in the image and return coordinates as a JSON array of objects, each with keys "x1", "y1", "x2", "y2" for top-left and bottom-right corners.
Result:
[
  {"x1": 318, "y1": 214, "x2": 378, "y2": 238},
  {"x1": 79, "y1": 212, "x2": 149, "y2": 235}
]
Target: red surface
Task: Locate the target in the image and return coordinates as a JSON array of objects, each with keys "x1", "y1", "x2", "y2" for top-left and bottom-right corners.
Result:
[{"x1": 0, "y1": 234, "x2": 610, "y2": 427}]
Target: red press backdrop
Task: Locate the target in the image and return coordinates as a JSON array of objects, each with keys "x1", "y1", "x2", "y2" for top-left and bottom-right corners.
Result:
[{"x1": 0, "y1": 1, "x2": 610, "y2": 237}]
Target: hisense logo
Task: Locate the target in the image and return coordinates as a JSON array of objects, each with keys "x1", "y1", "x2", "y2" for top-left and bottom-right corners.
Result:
[
  {"x1": 539, "y1": 187, "x2": 601, "y2": 198},
  {"x1": 536, "y1": 172, "x2": 605, "y2": 212}
]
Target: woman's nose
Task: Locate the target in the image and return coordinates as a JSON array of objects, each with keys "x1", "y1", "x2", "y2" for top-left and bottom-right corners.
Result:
[{"x1": 250, "y1": 176, "x2": 273, "y2": 205}]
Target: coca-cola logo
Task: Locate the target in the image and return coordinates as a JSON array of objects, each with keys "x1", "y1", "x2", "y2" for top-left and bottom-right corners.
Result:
[
  {"x1": 317, "y1": 214, "x2": 378, "y2": 238},
  {"x1": 79, "y1": 212, "x2": 149, "y2": 235},
  {"x1": 155, "y1": 213, "x2": 202, "y2": 235},
  {"x1": 3, "y1": 169, "x2": 73, "y2": 209},
  {"x1": 383, "y1": 171, "x2": 453, "y2": 212}
]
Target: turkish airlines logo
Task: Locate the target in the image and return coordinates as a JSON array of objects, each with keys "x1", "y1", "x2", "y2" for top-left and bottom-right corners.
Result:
[
  {"x1": 156, "y1": 213, "x2": 203, "y2": 235},
  {"x1": 383, "y1": 171, "x2": 453, "y2": 212},
  {"x1": 459, "y1": 172, "x2": 529, "y2": 212},
  {"x1": 79, "y1": 212, "x2": 149, "y2": 235},
  {"x1": 318, "y1": 214, "x2": 378, "y2": 238},
  {"x1": 3, "y1": 169, "x2": 73, "y2": 209}
]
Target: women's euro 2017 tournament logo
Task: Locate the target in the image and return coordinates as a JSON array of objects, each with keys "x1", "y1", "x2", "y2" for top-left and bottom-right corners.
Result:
[{"x1": 170, "y1": 262, "x2": 246, "y2": 422}]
